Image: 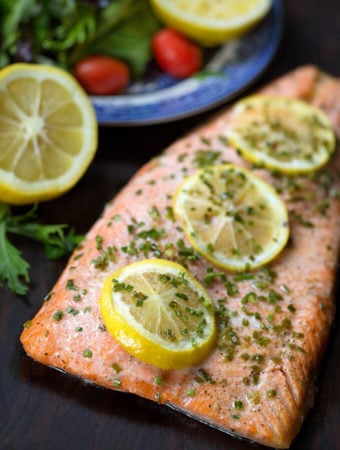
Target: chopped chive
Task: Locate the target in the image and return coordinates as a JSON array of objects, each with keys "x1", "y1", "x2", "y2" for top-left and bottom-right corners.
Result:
[
  {"x1": 66, "y1": 279, "x2": 78, "y2": 291},
  {"x1": 66, "y1": 306, "x2": 79, "y2": 315},
  {"x1": 112, "y1": 363, "x2": 122, "y2": 373},
  {"x1": 148, "y1": 206, "x2": 161, "y2": 220},
  {"x1": 155, "y1": 375, "x2": 163, "y2": 386},
  {"x1": 53, "y1": 310, "x2": 64, "y2": 322},
  {"x1": 233, "y1": 400, "x2": 243, "y2": 410},
  {"x1": 186, "y1": 389, "x2": 196, "y2": 397},
  {"x1": 83, "y1": 349, "x2": 93, "y2": 358},
  {"x1": 266, "y1": 389, "x2": 277, "y2": 398}
]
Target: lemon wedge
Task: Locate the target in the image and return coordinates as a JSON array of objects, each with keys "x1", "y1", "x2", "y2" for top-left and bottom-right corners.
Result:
[
  {"x1": 150, "y1": 0, "x2": 272, "y2": 46},
  {"x1": 174, "y1": 164, "x2": 289, "y2": 271},
  {"x1": 226, "y1": 95, "x2": 336, "y2": 174},
  {"x1": 99, "y1": 259, "x2": 216, "y2": 370},
  {"x1": 0, "y1": 63, "x2": 98, "y2": 205}
]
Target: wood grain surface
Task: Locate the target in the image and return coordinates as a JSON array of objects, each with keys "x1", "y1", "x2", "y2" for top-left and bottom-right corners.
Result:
[{"x1": 1, "y1": 1, "x2": 339, "y2": 449}]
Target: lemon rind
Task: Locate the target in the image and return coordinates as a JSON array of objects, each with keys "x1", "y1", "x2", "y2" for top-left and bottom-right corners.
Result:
[
  {"x1": 150, "y1": 0, "x2": 271, "y2": 46},
  {"x1": 0, "y1": 63, "x2": 97, "y2": 205},
  {"x1": 99, "y1": 259, "x2": 217, "y2": 370},
  {"x1": 226, "y1": 95, "x2": 336, "y2": 175},
  {"x1": 174, "y1": 164, "x2": 289, "y2": 271}
]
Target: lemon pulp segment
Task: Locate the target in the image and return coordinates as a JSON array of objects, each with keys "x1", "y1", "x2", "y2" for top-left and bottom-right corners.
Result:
[
  {"x1": 99, "y1": 259, "x2": 216, "y2": 370},
  {"x1": 0, "y1": 63, "x2": 97, "y2": 204},
  {"x1": 150, "y1": 0, "x2": 271, "y2": 46},
  {"x1": 174, "y1": 164, "x2": 289, "y2": 271},
  {"x1": 226, "y1": 95, "x2": 336, "y2": 174}
]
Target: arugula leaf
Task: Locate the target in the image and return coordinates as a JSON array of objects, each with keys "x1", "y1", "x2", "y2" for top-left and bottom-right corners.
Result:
[{"x1": 0, "y1": 203, "x2": 83, "y2": 295}]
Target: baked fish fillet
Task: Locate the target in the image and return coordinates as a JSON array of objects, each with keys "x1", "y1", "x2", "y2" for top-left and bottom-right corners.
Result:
[{"x1": 21, "y1": 66, "x2": 340, "y2": 449}]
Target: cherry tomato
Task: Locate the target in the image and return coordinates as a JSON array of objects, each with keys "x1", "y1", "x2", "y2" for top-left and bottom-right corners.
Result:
[
  {"x1": 152, "y1": 28, "x2": 202, "y2": 79},
  {"x1": 74, "y1": 55, "x2": 130, "y2": 95}
]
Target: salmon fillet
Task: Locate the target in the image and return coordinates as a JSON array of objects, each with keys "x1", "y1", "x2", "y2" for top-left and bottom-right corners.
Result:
[{"x1": 20, "y1": 66, "x2": 340, "y2": 449}]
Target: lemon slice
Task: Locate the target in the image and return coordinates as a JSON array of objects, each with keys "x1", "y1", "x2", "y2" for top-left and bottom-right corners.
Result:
[
  {"x1": 0, "y1": 63, "x2": 98, "y2": 205},
  {"x1": 150, "y1": 0, "x2": 271, "y2": 46},
  {"x1": 226, "y1": 95, "x2": 336, "y2": 174},
  {"x1": 99, "y1": 259, "x2": 216, "y2": 370},
  {"x1": 174, "y1": 164, "x2": 289, "y2": 271}
]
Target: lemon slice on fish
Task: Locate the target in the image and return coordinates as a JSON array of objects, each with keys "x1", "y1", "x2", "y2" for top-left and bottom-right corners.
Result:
[
  {"x1": 226, "y1": 95, "x2": 336, "y2": 174},
  {"x1": 99, "y1": 259, "x2": 216, "y2": 370},
  {"x1": 174, "y1": 164, "x2": 289, "y2": 271},
  {"x1": 0, "y1": 63, "x2": 97, "y2": 205},
  {"x1": 150, "y1": 0, "x2": 271, "y2": 46}
]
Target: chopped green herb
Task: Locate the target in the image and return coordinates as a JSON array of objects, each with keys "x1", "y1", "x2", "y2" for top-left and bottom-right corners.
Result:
[
  {"x1": 203, "y1": 268, "x2": 227, "y2": 286},
  {"x1": 148, "y1": 206, "x2": 161, "y2": 220},
  {"x1": 194, "y1": 150, "x2": 222, "y2": 168},
  {"x1": 233, "y1": 400, "x2": 244, "y2": 410},
  {"x1": 175, "y1": 292, "x2": 188, "y2": 301},
  {"x1": 66, "y1": 279, "x2": 78, "y2": 291},
  {"x1": 23, "y1": 320, "x2": 32, "y2": 329},
  {"x1": 66, "y1": 306, "x2": 79, "y2": 315},
  {"x1": 247, "y1": 391, "x2": 260, "y2": 405},
  {"x1": 92, "y1": 246, "x2": 117, "y2": 270},
  {"x1": 165, "y1": 206, "x2": 176, "y2": 222},
  {"x1": 95, "y1": 235, "x2": 103, "y2": 250},
  {"x1": 242, "y1": 376, "x2": 251, "y2": 386},
  {"x1": 290, "y1": 210, "x2": 314, "y2": 228},
  {"x1": 112, "y1": 363, "x2": 122, "y2": 373},
  {"x1": 197, "y1": 368, "x2": 214, "y2": 383},
  {"x1": 186, "y1": 389, "x2": 196, "y2": 397},
  {"x1": 288, "y1": 343, "x2": 305, "y2": 353},
  {"x1": 176, "y1": 239, "x2": 200, "y2": 262},
  {"x1": 287, "y1": 304, "x2": 296, "y2": 313},
  {"x1": 73, "y1": 252, "x2": 84, "y2": 261},
  {"x1": 265, "y1": 389, "x2": 277, "y2": 398},
  {"x1": 127, "y1": 224, "x2": 135, "y2": 235},
  {"x1": 83, "y1": 349, "x2": 93, "y2": 358},
  {"x1": 155, "y1": 375, "x2": 163, "y2": 386},
  {"x1": 53, "y1": 310, "x2": 64, "y2": 322}
]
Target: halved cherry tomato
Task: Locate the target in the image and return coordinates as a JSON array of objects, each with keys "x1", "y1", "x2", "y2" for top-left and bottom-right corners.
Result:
[
  {"x1": 152, "y1": 28, "x2": 202, "y2": 79},
  {"x1": 74, "y1": 55, "x2": 130, "y2": 95}
]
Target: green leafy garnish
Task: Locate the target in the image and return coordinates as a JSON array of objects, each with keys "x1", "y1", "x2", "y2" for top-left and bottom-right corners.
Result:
[
  {"x1": 0, "y1": 0, "x2": 161, "y2": 78},
  {"x1": 0, "y1": 203, "x2": 83, "y2": 295}
]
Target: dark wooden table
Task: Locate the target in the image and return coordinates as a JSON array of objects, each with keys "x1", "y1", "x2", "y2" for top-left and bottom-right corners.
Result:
[{"x1": 1, "y1": 1, "x2": 339, "y2": 449}]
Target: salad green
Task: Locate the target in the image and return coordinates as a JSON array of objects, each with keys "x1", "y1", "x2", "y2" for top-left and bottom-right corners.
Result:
[{"x1": 0, "y1": 0, "x2": 161, "y2": 77}]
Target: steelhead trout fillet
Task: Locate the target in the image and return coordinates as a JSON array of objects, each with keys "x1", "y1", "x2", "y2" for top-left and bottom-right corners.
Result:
[{"x1": 21, "y1": 66, "x2": 340, "y2": 449}]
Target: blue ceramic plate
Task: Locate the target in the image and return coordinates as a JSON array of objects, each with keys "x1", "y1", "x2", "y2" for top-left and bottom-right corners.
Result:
[{"x1": 92, "y1": 0, "x2": 283, "y2": 126}]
